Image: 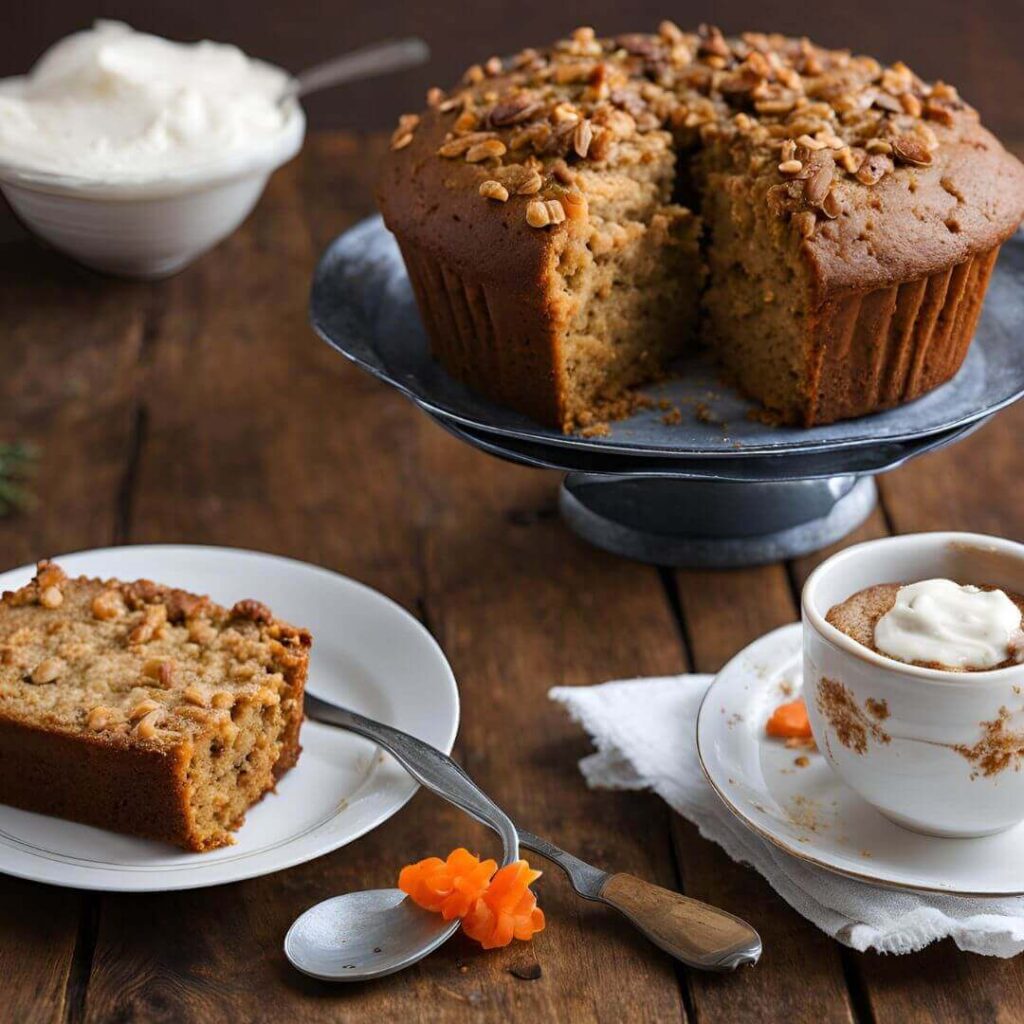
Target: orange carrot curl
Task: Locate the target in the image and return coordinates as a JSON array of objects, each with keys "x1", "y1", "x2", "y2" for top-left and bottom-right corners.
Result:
[
  {"x1": 398, "y1": 847, "x2": 497, "y2": 921},
  {"x1": 398, "y1": 849, "x2": 545, "y2": 948},
  {"x1": 765, "y1": 697, "x2": 812, "y2": 739},
  {"x1": 463, "y1": 860, "x2": 546, "y2": 949}
]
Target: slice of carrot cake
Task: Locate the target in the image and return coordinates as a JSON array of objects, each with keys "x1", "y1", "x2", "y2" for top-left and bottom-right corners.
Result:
[{"x1": 0, "y1": 561, "x2": 311, "y2": 851}]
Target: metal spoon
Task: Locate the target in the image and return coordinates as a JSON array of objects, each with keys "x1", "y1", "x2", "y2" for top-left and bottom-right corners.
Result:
[
  {"x1": 285, "y1": 693, "x2": 762, "y2": 981},
  {"x1": 286, "y1": 695, "x2": 519, "y2": 981},
  {"x1": 280, "y1": 37, "x2": 430, "y2": 106}
]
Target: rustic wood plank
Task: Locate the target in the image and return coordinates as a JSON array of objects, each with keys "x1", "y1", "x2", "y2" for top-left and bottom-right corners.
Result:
[
  {"x1": 0, "y1": 218, "x2": 151, "y2": 1023},
  {"x1": 414, "y1": 425, "x2": 690, "y2": 1022},
  {"x1": 77, "y1": 143, "x2": 461, "y2": 1024},
  {"x1": 78, "y1": 136, "x2": 690, "y2": 1023},
  {"x1": 672, "y1": 565, "x2": 856, "y2": 1024},
  {"x1": 878, "y1": 408, "x2": 1024, "y2": 540}
]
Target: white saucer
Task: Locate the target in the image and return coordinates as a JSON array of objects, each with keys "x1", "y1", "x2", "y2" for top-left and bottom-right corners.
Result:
[
  {"x1": 0, "y1": 545, "x2": 459, "y2": 892},
  {"x1": 696, "y1": 623, "x2": 1024, "y2": 896}
]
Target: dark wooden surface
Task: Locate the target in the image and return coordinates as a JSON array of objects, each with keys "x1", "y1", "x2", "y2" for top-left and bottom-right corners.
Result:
[
  {"x1": 1, "y1": 131, "x2": 1023, "y2": 1023},
  {"x1": 2, "y1": 2, "x2": 1023, "y2": 145}
]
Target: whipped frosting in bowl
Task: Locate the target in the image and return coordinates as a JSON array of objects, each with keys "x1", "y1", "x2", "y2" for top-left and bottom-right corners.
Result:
[
  {"x1": 0, "y1": 21, "x2": 305, "y2": 276},
  {"x1": 873, "y1": 579, "x2": 1023, "y2": 671},
  {"x1": 0, "y1": 21, "x2": 304, "y2": 196}
]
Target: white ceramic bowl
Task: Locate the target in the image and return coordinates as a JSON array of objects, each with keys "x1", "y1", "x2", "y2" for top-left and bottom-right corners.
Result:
[
  {"x1": 0, "y1": 103, "x2": 304, "y2": 279},
  {"x1": 802, "y1": 532, "x2": 1024, "y2": 838}
]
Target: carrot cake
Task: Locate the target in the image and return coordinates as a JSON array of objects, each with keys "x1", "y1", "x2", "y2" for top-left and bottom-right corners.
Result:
[
  {"x1": 377, "y1": 25, "x2": 1024, "y2": 432},
  {"x1": 0, "y1": 561, "x2": 311, "y2": 850}
]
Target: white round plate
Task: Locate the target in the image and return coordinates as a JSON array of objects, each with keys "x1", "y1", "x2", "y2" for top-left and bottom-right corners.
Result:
[
  {"x1": 0, "y1": 545, "x2": 459, "y2": 892},
  {"x1": 696, "y1": 623, "x2": 1024, "y2": 896}
]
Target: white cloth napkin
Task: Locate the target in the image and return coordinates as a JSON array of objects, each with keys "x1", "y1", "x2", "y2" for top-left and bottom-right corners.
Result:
[{"x1": 549, "y1": 674, "x2": 1024, "y2": 957}]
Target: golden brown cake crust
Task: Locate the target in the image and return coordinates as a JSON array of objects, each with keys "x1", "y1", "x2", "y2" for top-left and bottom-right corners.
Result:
[
  {"x1": 0, "y1": 561, "x2": 312, "y2": 851},
  {"x1": 377, "y1": 25, "x2": 1024, "y2": 431}
]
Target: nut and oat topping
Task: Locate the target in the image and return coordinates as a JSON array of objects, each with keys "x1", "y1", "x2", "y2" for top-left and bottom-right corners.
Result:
[
  {"x1": 390, "y1": 24, "x2": 978, "y2": 238},
  {"x1": 0, "y1": 562, "x2": 310, "y2": 748},
  {"x1": 479, "y1": 179, "x2": 510, "y2": 202}
]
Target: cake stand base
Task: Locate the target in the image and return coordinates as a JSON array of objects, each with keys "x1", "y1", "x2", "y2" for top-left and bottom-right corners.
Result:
[{"x1": 559, "y1": 474, "x2": 877, "y2": 568}]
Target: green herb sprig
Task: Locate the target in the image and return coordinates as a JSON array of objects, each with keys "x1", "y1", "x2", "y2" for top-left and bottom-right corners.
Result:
[{"x1": 0, "y1": 442, "x2": 39, "y2": 516}]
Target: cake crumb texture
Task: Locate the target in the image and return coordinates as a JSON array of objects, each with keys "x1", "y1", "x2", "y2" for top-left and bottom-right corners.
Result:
[
  {"x1": 378, "y1": 24, "x2": 1024, "y2": 433},
  {"x1": 0, "y1": 561, "x2": 312, "y2": 850}
]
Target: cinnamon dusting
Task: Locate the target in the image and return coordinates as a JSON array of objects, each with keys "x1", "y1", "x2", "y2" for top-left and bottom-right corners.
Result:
[
  {"x1": 815, "y1": 677, "x2": 891, "y2": 754},
  {"x1": 954, "y1": 707, "x2": 1024, "y2": 778}
]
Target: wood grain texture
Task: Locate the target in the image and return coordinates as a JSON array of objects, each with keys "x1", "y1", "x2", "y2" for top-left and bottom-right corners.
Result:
[
  {"x1": 1, "y1": 127, "x2": 1023, "y2": 1022},
  {"x1": 598, "y1": 872, "x2": 761, "y2": 970},
  {"x1": 672, "y1": 566, "x2": 856, "y2": 1024},
  {"x1": 0, "y1": 221, "x2": 147, "y2": 1024}
]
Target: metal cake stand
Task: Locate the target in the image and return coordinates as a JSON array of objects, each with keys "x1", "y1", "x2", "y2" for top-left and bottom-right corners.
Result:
[{"x1": 311, "y1": 217, "x2": 1024, "y2": 567}]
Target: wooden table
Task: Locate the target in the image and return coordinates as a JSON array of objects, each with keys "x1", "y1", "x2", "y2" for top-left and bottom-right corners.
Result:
[{"x1": 2, "y1": 132, "x2": 1023, "y2": 1024}]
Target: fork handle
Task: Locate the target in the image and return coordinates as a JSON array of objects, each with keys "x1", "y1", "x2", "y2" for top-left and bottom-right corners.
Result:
[{"x1": 598, "y1": 874, "x2": 762, "y2": 971}]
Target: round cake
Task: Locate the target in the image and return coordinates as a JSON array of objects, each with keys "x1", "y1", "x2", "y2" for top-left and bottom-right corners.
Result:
[{"x1": 376, "y1": 24, "x2": 1024, "y2": 433}]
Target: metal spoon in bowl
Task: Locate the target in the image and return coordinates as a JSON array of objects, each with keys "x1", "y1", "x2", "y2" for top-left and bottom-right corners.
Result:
[
  {"x1": 279, "y1": 37, "x2": 430, "y2": 107},
  {"x1": 284, "y1": 693, "x2": 762, "y2": 981}
]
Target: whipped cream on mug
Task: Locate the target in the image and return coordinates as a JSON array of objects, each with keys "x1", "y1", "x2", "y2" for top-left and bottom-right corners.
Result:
[
  {"x1": 874, "y1": 578, "x2": 1023, "y2": 670},
  {"x1": 0, "y1": 21, "x2": 294, "y2": 181}
]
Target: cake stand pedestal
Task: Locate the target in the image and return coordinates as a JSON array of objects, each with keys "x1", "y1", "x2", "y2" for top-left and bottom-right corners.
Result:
[
  {"x1": 427, "y1": 414, "x2": 981, "y2": 567},
  {"x1": 558, "y1": 474, "x2": 876, "y2": 568}
]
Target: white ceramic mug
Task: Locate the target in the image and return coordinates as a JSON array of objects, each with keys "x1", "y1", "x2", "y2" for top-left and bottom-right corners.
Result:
[{"x1": 802, "y1": 532, "x2": 1024, "y2": 838}]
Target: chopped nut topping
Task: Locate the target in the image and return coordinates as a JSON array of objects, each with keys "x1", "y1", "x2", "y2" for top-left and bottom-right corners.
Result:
[
  {"x1": 573, "y1": 119, "x2": 594, "y2": 158},
  {"x1": 821, "y1": 189, "x2": 843, "y2": 219},
  {"x1": 490, "y1": 94, "x2": 543, "y2": 126},
  {"x1": 391, "y1": 26, "x2": 974, "y2": 222},
  {"x1": 545, "y1": 199, "x2": 567, "y2": 224},
  {"x1": 390, "y1": 113, "x2": 419, "y2": 152},
  {"x1": 465, "y1": 139, "x2": 507, "y2": 163},
  {"x1": 892, "y1": 135, "x2": 933, "y2": 166},
  {"x1": 39, "y1": 586, "x2": 63, "y2": 609},
  {"x1": 134, "y1": 709, "x2": 162, "y2": 740},
  {"x1": 128, "y1": 603, "x2": 167, "y2": 645},
  {"x1": 437, "y1": 132, "x2": 497, "y2": 158},
  {"x1": 526, "y1": 199, "x2": 551, "y2": 227},
  {"x1": 129, "y1": 698, "x2": 161, "y2": 722},
  {"x1": 183, "y1": 686, "x2": 208, "y2": 707},
  {"x1": 31, "y1": 657, "x2": 63, "y2": 684},
  {"x1": 803, "y1": 162, "x2": 834, "y2": 206},
  {"x1": 86, "y1": 706, "x2": 115, "y2": 731},
  {"x1": 479, "y1": 179, "x2": 510, "y2": 201}
]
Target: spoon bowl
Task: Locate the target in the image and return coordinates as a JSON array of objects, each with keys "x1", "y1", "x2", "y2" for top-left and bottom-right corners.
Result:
[{"x1": 285, "y1": 889, "x2": 459, "y2": 981}]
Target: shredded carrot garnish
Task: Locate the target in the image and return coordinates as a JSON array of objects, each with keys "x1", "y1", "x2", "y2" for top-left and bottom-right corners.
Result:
[
  {"x1": 765, "y1": 697, "x2": 812, "y2": 739},
  {"x1": 398, "y1": 847, "x2": 497, "y2": 920},
  {"x1": 462, "y1": 860, "x2": 546, "y2": 949},
  {"x1": 398, "y1": 849, "x2": 545, "y2": 948}
]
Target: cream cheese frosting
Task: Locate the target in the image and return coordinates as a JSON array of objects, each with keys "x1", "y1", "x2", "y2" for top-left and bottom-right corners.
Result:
[
  {"x1": 0, "y1": 21, "x2": 295, "y2": 181},
  {"x1": 874, "y1": 578, "x2": 1022, "y2": 670}
]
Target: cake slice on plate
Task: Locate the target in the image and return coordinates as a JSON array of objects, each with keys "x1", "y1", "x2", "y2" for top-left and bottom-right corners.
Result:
[{"x1": 0, "y1": 561, "x2": 311, "y2": 851}]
